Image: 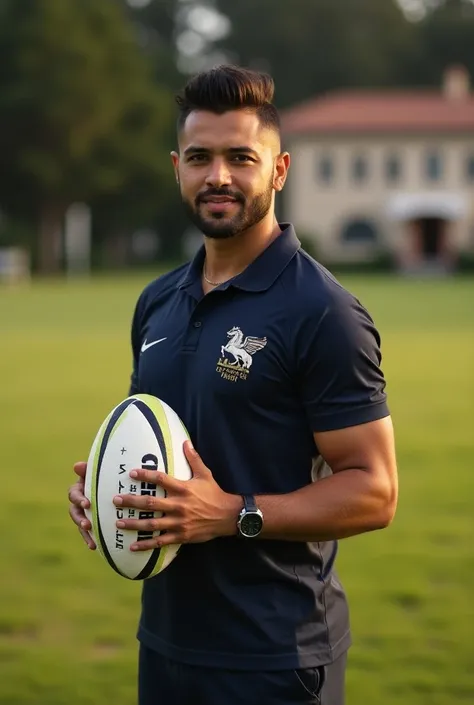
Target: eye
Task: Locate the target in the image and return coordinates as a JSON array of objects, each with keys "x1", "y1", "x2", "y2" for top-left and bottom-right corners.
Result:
[
  {"x1": 231, "y1": 155, "x2": 254, "y2": 163},
  {"x1": 188, "y1": 154, "x2": 207, "y2": 163}
]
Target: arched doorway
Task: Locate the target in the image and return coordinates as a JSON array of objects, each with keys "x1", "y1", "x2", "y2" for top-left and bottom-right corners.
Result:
[
  {"x1": 417, "y1": 217, "x2": 446, "y2": 258},
  {"x1": 387, "y1": 193, "x2": 466, "y2": 271},
  {"x1": 341, "y1": 218, "x2": 378, "y2": 244}
]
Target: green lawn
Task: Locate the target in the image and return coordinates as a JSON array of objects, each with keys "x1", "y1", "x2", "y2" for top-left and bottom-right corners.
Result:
[{"x1": 1, "y1": 272, "x2": 473, "y2": 705}]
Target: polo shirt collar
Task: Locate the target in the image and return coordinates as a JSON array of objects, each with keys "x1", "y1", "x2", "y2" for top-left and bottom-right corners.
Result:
[{"x1": 177, "y1": 223, "x2": 300, "y2": 293}]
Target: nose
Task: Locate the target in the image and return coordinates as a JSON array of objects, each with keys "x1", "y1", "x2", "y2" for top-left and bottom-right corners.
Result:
[{"x1": 205, "y1": 157, "x2": 232, "y2": 188}]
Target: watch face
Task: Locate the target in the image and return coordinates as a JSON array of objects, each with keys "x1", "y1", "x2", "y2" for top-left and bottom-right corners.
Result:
[{"x1": 241, "y1": 512, "x2": 263, "y2": 537}]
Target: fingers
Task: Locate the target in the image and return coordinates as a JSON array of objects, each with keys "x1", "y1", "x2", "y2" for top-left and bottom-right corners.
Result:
[
  {"x1": 68, "y1": 481, "x2": 90, "y2": 510},
  {"x1": 116, "y1": 514, "x2": 192, "y2": 551},
  {"x1": 113, "y1": 493, "x2": 170, "y2": 513},
  {"x1": 70, "y1": 461, "x2": 90, "y2": 512},
  {"x1": 79, "y1": 527, "x2": 96, "y2": 550},
  {"x1": 128, "y1": 468, "x2": 187, "y2": 493},
  {"x1": 69, "y1": 503, "x2": 96, "y2": 550},
  {"x1": 129, "y1": 532, "x2": 180, "y2": 552},
  {"x1": 69, "y1": 501, "x2": 88, "y2": 527},
  {"x1": 73, "y1": 461, "x2": 87, "y2": 479},
  {"x1": 116, "y1": 516, "x2": 175, "y2": 534},
  {"x1": 70, "y1": 463, "x2": 94, "y2": 549},
  {"x1": 182, "y1": 441, "x2": 208, "y2": 476}
]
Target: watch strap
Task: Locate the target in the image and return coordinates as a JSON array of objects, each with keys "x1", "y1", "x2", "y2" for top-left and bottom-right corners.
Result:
[{"x1": 242, "y1": 494, "x2": 258, "y2": 513}]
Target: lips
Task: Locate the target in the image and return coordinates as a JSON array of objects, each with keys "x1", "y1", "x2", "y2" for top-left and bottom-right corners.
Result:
[
  {"x1": 203, "y1": 200, "x2": 238, "y2": 214},
  {"x1": 201, "y1": 196, "x2": 237, "y2": 204}
]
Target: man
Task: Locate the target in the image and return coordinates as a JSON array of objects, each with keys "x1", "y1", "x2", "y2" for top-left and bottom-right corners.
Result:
[{"x1": 69, "y1": 65, "x2": 398, "y2": 705}]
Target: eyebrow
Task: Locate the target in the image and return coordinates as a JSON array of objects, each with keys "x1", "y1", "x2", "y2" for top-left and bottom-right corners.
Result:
[{"x1": 183, "y1": 145, "x2": 259, "y2": 157}]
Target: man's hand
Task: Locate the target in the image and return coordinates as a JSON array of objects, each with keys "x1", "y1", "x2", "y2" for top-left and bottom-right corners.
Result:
[
  {"x1": 68, "y1": 461, "x2": 96, "y2": 550},
  {"x1": 113, "y1": 441, "x2": 242, "y2": 551}
]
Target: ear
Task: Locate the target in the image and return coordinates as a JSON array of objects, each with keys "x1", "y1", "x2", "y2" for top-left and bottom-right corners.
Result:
[
  {"x1": 273, "y1": 151, "x2": 290, "y2": 192},
  {"x1": 170, "y1": 151, "x2": 180, "y2": 184}
]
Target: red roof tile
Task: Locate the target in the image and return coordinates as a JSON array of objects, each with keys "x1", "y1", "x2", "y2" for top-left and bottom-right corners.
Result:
[{"x1": 281, "y1": 90, "x2": 474, "y2": 135}]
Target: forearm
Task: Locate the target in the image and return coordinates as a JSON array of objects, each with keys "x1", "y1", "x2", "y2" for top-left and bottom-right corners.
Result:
[
  {"x1": 224, "y1": 469, "x2": 396, "y2": 542},
  {"x1": 261, "y1": 469, "x2": 395, "y2": 541}
]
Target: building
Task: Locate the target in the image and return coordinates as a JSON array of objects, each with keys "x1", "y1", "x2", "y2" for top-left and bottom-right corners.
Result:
[{"x1": 281, "y1": 66, "x2": 474, "y2": 272}]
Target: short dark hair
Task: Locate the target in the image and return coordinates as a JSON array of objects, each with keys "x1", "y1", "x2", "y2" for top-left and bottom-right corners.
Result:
[{"x1": 175, "y1": 64, "x2": 281, "y2": 135}]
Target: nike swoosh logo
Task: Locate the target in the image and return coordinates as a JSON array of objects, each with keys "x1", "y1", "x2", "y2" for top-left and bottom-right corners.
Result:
[{"x1": 140, "y1": 337, "x2": 167, "y2": 353}]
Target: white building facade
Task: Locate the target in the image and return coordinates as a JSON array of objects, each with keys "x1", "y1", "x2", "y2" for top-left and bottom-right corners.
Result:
[{"x1": 281, "y1": 67, "x2": 474, "y2": 271}]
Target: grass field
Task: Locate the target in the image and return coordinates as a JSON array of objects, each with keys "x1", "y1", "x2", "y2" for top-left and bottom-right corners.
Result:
[{"x1": 1, "y1": 271, "x2": 473, "y2": 705}]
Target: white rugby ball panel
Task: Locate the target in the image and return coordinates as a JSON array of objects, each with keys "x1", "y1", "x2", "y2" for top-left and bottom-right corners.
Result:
[
  {"x1": 99, "y1": 399, "x2": 166, "y2": 580},
  {"x1": 84, "y1": 394, "x2": 192, "y2": 580},
  {"x1": 84, "y1": 406, "x2": 115, "y2": 566}
]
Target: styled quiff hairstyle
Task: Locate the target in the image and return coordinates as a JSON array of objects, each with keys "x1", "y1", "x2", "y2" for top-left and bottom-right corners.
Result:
[{"x1": 175, "y1": 64, "x2": 281, "y2": 135}]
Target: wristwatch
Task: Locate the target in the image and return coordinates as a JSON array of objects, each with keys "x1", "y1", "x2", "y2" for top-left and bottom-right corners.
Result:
[{"x1": 237, "y1": 495, "x2": 264, "y2": 538}]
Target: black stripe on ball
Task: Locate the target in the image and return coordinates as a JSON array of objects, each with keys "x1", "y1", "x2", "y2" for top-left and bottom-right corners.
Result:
[
  {"x1": 134, "y1": 550, "x2": 161, "y2": 580},
  {"x1": 96, "y1": 397, "x2": 136, "y2": 577},
  {"x1": 131, "y1": 399, "x2": 170, "y2": 580},
  {"x1": 132, "y1": 400, "x2": 168, "y2": 475}
]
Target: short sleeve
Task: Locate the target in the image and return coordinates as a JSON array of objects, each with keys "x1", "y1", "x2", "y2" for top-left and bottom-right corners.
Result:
[{"x1": 294, "y1": 294, "x2": 390, "y2": 432}]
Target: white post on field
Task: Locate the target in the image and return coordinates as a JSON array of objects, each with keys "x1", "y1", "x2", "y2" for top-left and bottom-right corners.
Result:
[{"x1": 64, "y1": 202, "x2": 92, "y2": 277}]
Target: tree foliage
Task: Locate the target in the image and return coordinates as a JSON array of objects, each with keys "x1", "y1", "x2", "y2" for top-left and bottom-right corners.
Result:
[
  {"x1": 204, "y1": 0, "x2": 419, "y2": 107},
  {"x1": 0, "y1": 0, "x2": 175, "y2": 272},
  {"x1": 417, "y1": 0, "x2": 474, "y2": 83},
  {"x1": 1, "y1": 0, "x2": 474, "y2": 272}
]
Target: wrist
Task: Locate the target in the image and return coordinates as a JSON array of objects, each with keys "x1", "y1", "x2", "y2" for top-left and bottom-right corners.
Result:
[
  {"x1": 218, "y1": 493, "x2": 244, "y2": 537},
  {"x1": 220, "y1": 493, "x2": 244, "y2": 536}
]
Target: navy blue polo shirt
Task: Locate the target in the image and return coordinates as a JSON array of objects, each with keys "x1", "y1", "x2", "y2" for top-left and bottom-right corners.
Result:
[{"x1": 129, "y1": 224, "x2": 389, "y2": 670}]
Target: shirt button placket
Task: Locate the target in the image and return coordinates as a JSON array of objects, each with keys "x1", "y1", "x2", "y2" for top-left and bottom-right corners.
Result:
[{"x1": 183, "y1": 317, "x2": 204, "y2": 351}]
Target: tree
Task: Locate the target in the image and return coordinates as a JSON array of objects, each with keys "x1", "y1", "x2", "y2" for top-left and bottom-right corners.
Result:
[
  {"x1": 122, "y1": 0, "x2": 183, "y2": 90},
  {"x1": 206, "y1": 0, "x2": 419, "y2": 107},
  {"x1": 417, "y1": 0, "x2": 474, "y2": 84},
  {"x1": 0, "y1": 0, "x2": 175, "y2": 273}
]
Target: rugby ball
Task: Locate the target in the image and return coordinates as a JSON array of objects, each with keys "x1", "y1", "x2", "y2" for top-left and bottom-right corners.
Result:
[{"x1": 84, "y1": 394, "x2": 192, "y2": 580}]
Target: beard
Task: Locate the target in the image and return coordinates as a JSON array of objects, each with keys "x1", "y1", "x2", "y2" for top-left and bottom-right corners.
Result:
[{"x1": 181, "y1": 174, "x2": 274, "y2": 239}]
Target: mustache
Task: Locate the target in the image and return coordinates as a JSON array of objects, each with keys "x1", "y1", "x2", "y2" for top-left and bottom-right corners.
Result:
[{"x1": 196, "y1": 188, "x2": 245, "y2": 204}]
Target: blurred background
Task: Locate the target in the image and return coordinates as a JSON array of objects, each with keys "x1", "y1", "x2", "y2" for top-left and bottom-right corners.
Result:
[{"x1": 0, "y1": 1, "x2": 473, "y2": 704}]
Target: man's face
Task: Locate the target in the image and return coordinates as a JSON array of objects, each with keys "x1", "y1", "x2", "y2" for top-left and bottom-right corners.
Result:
[{"x1": 171, "y1": 110, "x2": 287, "y2": 239}]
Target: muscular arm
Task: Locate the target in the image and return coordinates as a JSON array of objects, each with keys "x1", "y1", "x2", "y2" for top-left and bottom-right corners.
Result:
[
  {"x1": 110, "y1": 417, "x2": 397, "y2": 549},
  {"x1": 249, "y1": 286, "x2": 399, "y2": 542},
  {"x1": 245, "y1": 416, "x2": 398, "y2": 541}
]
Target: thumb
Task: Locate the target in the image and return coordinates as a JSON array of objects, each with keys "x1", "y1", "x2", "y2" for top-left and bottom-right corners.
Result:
[
  {"x1": 74, "y1": 461, "x2": 87, "y2": 478},
  {"x1": 183, "y1": 440, "x2": 211, "y2": 477}
]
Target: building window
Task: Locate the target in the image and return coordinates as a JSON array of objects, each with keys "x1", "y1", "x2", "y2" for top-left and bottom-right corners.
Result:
[
  {"x1": 317, "y1": 154, "x2": 334, "y2": 184},
  {"x1": 465, "y1": 154, "x2": 474, "y2": 183},
  {"x1": 424, "y1": 149, "x2": 443, "y2": 182},
  {"x1": 341, "y1": 219, "x2": 378, "y2": 243},
  {"x1": 386, "y1": 153, "x2": 402, "y2": 184},
  {"x1": 351, "y1": 154, "x2": 369, "y2": 183}
]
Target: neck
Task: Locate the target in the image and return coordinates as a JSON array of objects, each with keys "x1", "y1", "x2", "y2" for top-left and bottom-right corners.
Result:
[{"x1": 203, "y1": 214, "x2": 281, "y2": 287}]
